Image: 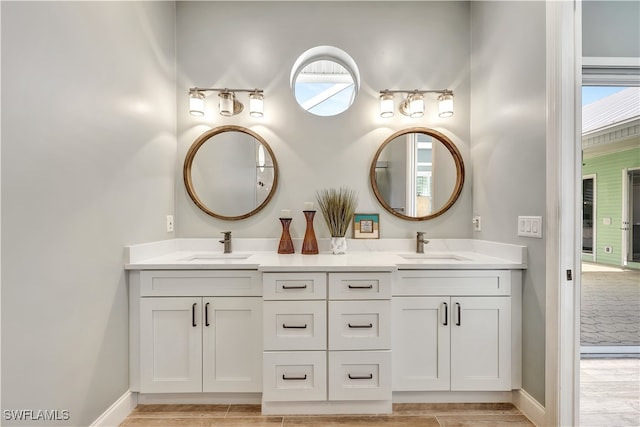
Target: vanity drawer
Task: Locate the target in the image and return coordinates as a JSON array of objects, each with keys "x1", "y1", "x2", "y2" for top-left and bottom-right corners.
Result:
[
  {"x1": 140, "y1": 270, "x2": 262, "y2": 297},
  {"x1": 263, "y1": 301, "x2": 327, "y2": 351},
  {"x1": 328, "y1": 350, "x2": 391, "y2": 401},
  {"x1": 263, "y1": 273, "x2": 327, "y2": 300},
  {"x1": 328, "y1": 272, "x2": 391, "y2": 300},
  {"x1": 328, "y1": 301, "x2": 391, "y2": 350},
  {"x1": 262, "y1": 351, "x2": 327, "y2": 402},
  {"x1": 393, "y1": 270, "x2": 511, "y2": 296}
]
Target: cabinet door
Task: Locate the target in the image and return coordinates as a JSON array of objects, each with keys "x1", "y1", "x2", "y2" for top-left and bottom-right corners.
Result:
[
  {"x1": 139, "y1": 297, "x2": 202, "y2": 393},
  {"x1": 450, "y1": 297, "x2": 511, "y2": 391},
  {"x1": 392, "y1": 297, "x2": 450, "y2": 391},
  {"x1": 202, "y1": 297, "x2": 262, "y2": 392}
]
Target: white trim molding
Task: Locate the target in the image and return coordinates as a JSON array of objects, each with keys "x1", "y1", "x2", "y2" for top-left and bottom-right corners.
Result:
[
  {"x1": 545, "y1": 1, "x2": 582, "y2": 426},
  {"x1": 582, "y1": 56, "x2": 640, "y2": 86},
  {"x1": 513, "y1": 389, "x2": 546, "y2": 427},
  {"x1": 90, "y1": 391, "x2": 137, "y2": 427}
]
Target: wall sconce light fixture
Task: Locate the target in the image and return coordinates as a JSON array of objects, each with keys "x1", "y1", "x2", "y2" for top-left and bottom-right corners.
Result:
[
  {"x1": 378, "y1": 89, "x2": 454, "y2": 119},
  {"x1": 189, "y1": 87, "x2": 264, "y2": 118}
]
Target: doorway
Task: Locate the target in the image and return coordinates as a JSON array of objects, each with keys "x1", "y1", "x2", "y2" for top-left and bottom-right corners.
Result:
[
  {"x1": 623, "y1": 168, "x2": 640, "y2": 266},
  {"x1": 580, "y1": 85, "x2": 640, "y2": 426}
]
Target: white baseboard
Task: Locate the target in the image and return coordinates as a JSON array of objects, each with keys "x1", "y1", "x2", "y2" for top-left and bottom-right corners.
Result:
[
  {"x1": 512, "y1": 389, "x2": 545, "y2": 427},
  {"x1": 90, "y1": 390, "x2": 137, "y2": 427}
]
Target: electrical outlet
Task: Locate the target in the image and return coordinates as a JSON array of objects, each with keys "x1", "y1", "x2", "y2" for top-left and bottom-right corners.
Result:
[
  {"x1": 166, "y1": 215, "x2": 174, "y2": 233},
  {"x1": 604, "y1": 246, "x2": 613, "y2": 254},
  {"x1": 472, "y1": 216, "x2": 481, "y2": 232}
]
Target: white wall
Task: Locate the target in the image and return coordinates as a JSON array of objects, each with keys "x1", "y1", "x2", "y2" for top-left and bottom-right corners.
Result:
[
  {"x1": 470, "y1": 1, "x2": 547, "y2": 404},
  {"x1": 175, "y1": 1, "x2": 472, "y2": 240},
  {"x1": 1, "y1": 2, "x2": 176, "y2": 426}
]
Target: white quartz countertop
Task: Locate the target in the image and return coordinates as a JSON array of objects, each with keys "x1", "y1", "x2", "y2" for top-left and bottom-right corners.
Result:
[{"x1": 124, "y1": 238, "x2": 527, "y2": 271}]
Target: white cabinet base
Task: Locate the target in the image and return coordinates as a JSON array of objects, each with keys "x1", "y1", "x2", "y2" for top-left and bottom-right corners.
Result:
[
  {"x1": 261, "y1": 400, "x2": 392, "y2": 415},
  {"x1": 137, "y1": 392, "x2": 262, "y2": 405},
  {"x1": 393, "y1": 390, "x2": 514, "y2": 404}
]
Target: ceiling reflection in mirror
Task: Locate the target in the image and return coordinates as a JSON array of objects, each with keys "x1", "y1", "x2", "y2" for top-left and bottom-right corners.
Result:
[
  {"x1": 184, "y1": 126, "x2": 278, "y2": 220},
  {"x1": 370, "y1": 128, "x2": 464, "y2": 221}
]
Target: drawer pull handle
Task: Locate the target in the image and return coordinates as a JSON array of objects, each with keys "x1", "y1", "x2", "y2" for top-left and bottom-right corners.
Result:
[
  {"x1": 282, "y1": 284, "x2": 308, "y2": 289},
  {"x1": 282, "y1": 323, "x2": 307, "y2": 329},
  {"x1": 348, "y1": 323, "x2": 373, "y2": 329},
  {"x1": 348, "y1": 373, "x2": 373, "y2": 380},
  {"x1": 192, "y1": 303, "x2": 197, "y2": 327},
  {"x1": 455, "y1": 302, "x2": 461, "y2": 326},
  {"x1": 442, "y1": 302, "x2": 448, "y2": 326},
  {"x1": 205, "y1": 302, "x2": 210, "y2": 327},
  {"x1": 348, "y1": 284, "x2": 373, "y2": 289},
  {"x1": 282, "y1": 374, "x2": 307, "y2": 381}
]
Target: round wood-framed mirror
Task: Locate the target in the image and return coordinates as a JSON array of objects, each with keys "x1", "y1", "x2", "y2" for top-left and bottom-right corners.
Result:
[
  {"x1": 370, "y1": 127, "x2": 464, "y2": 221},
  {"x1": 184, "y1": 125, "x2": 279, "y2": 220}
]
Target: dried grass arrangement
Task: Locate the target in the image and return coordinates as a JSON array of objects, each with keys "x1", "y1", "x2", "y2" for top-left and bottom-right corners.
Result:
[{"x1": 316, "y1": 187, "x2": 359, "y2": 237}]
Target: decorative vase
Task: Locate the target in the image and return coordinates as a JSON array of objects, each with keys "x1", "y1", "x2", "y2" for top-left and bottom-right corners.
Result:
[
  {"x1": 301, "y1": 210, "x2": 319, "y2": 255},
  {"x1": 277, "y1": 218, "x2": 295, "y2": 254},
  {"x1": 330, "y1": 236, "x2": 347, "y2": 255}
]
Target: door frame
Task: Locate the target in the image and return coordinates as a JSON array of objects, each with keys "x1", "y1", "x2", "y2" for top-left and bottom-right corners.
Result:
[
  {"x1": 622, "y1": 167, "x2": 640, "y2": 267},
  {"x1": 548, "y1": 2, "x2": 640, "y2": 425},
  {"x1": 545, "y1": 1, "x2": 582, "y2": 425}
]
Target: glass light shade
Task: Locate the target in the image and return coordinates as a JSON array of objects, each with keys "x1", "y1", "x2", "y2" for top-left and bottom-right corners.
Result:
[
  {"x1": 249, "y1": 92, "x2": 264, "y2": 118},
  {"x1": 438, "y1": 93, "x2": 454, "y2": 118},
  {"x1": 189, "y1": 91, "x2": 205, "y2": 116},
  {"x1": 408, "y1": 93, "x2": 424, "y2": 118},
  {"x1": 379, "y1": 93, "x2": 394, "y2": 118},
  {"x1": 218, "y1": 92, "x2": 235, "y2": 117}
]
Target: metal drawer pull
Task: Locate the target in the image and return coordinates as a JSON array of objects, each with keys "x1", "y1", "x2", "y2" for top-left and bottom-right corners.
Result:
[
  {"x1": 348, "y1": 373, "x2": 373, "y2": 380},
  {"x1": 348, "y1": 323, "x2": 373, "y2": 329},
  {"x1": 455, "y1": 302, "x2": 461, "y2": 326},
  {"x1": 282, "y1": 323, "x2": 307, "y2": 329},
  {"x1": 205, "y1": 302, "x2": 210, "y2": 327},
  {"x1": 282, "y1": 374, "x2": 307, "y2": 381},
  {"x1": 348, "y1": 284, "x2": 373, "y2": 289},
  {"x1": 282, "y1": 284, "x2": 308, "y2": 289},
  {"x1": 442, "y1": 302, "x2": 448, "y2": 326},
  {"x1": 192, "y1": 303, "x2": 197, "y2": 327}
]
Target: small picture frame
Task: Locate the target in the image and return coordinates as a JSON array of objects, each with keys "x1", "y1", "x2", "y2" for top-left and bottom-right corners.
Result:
[{"x1": 353, "y1": 213, "x2": 380, "y2": 239}]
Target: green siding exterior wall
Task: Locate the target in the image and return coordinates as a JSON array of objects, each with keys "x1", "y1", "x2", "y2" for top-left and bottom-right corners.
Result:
[{"x1": 582, "y1": 147, "x2": 640, "y2": 267}]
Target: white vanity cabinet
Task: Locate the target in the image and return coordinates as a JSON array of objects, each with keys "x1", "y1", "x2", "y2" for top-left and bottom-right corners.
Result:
[
  {"x1": 392, "y1": 270, "x2": 521, "y2": 393},
  {"x1": 262, "y1": 271, "x2": 393, "y2": 414},
  {"x1": 130, "y1": 270, "x2": 263, "y2": 394}
]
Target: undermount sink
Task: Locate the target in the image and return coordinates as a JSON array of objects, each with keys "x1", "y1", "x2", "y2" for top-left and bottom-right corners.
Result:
[
  {"x1": 399, "y1": 253, "x2": 470, "y2": 262},
  {"x1": 180, "y1": 253, "x2": 251, "y2": 261}
]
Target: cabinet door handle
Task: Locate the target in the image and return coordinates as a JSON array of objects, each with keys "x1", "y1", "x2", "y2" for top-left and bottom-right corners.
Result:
[
  {"x1": 192, "y1": 303, "x2": 197, "y2": 327},
  {"x1": 282, "y1": 284, "x2": 308, "y2": 289},
  {"x1": 205, "y1": 302, "x2": 210, "y2": 327},
  {"x1": 442, "y1": 302, "x2": 448, "y2": 326},
  {"x1": 348, "y1": 373, "x2": 373, "y2": 380},
  {"x1": 282, "y1": 323, "x2": 307, "y2": 329},
  {"x1": 348, "y1": 284, "x2": 373, "y2": 289},
  {"x1": 348, "y1": 323, "x2": 373, "y2": 329},
  {"x1": 282, "y1": 374, "x2": 307, "y2": 381},
  {"x1": 455, "y1": 302, "x2": 461, "y2": 326}
]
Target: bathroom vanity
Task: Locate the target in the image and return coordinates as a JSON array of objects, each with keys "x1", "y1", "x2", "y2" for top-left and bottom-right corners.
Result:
[{"x1": 125, "y1": 238, "x2": 525, "y2": 415}]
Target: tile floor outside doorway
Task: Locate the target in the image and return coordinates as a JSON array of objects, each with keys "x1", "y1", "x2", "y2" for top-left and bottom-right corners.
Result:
[{"x1": 580, "y1": 263, "x2": 640, "y2": 427}]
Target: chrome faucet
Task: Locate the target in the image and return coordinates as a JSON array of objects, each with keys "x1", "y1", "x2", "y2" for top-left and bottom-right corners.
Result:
[
  {"x1": 416, "y1": 231, "x2": 429, "y2": 254},
  {"x1": 219, "y1": 231, "x2": 232, "y2": 254}
]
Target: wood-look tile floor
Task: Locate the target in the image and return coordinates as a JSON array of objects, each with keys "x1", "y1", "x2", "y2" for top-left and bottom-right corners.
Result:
[
  {"x1": 580, "y1": 358, "x2": 640, "y2": 427},
  {"x1": 120, "y1": 403, "x2": 535, "y2": 426}
]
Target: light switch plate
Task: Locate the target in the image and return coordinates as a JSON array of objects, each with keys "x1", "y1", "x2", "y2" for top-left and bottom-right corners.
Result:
[{"x1": 518, "y1": 216, "x2": 542, "y2": 238}]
